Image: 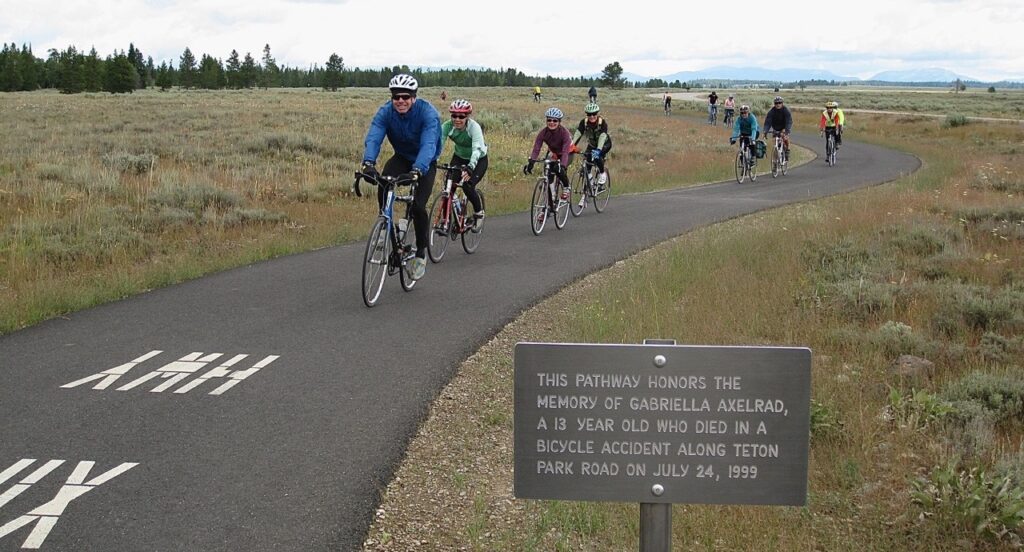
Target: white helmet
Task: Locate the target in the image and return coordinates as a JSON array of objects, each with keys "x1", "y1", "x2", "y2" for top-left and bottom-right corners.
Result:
[
  {"x1": 544, "y1": 107, "x2": 564, "y2": 120},
  {"x1": 388, "y1": 74, "x2": 418, "y2": 92}
]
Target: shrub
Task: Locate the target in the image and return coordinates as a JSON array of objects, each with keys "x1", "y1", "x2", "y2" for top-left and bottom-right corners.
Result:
[
  {"x1": 888, "y1": 227, "x2": 948, "y2": 257},
  {"x1": 102, "y1": 152, "x2": 158, "y2": 174},
  {"x1": 943, "y1": 113, "x2": 969, "y2": 128},
  {"x1": 875, "y1": 320, "x2": 939, "y2": 358},
  {"x1": 911, "y1": 462, "x2": 1024, "y2": 546},
  {"x1": 979, "y1": 332, "x2": 1024, "y2": 364},
  {"x1": 147, "y1": 183, "x2": 241, "y2": 214},
  {"x1": 943, "y1": 371, "x2": 1024, "y2": 426},
  {"x1": 810, "y1": 399, "x2": 844, "y2": 441},
  {"x1": 885, "y1": 386, "x2": 955, "y2": 430}
]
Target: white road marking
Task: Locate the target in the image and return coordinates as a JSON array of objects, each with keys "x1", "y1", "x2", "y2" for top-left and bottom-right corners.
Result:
[
  {"x1": 0, "y1": 460, "x2": 36, "y2": 486},
  {"x1": 0, "y1": 461, "x2": 138, "y2": 550},
  {"x1": 60, "y1": 351, "x2": 163, "y2": 390},
  {"x1": 208, "y1": 355, "x2": 279, "y2": 396}
]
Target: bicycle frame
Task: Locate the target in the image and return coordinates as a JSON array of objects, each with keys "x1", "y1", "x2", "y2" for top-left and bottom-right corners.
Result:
[
  {"x1": 354, "y1": 170, "x2": 418, "y2": 306},
  {"x1": 434, "y1": 164, "x2": 471, "y2": 236}
]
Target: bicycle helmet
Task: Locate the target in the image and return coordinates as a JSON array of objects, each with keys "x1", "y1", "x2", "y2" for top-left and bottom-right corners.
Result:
[
  {"x1": 825, "y1": 101, "x2": 838, "y2": 109},
  {"x1": 544, "y1": 107, "x2": 564, "y2": 120},
  {"x1": 773, "y1": 96, "x2": 784, "y2": 103},
  {"x1": 584, "y1": 102, "x2": 600, "y2": 114},
  {"x1": 388, "y1": 74, "x2": 418, "y2": 93},
  {"x1": 449, "y1": 99, "x2": 473, "y2": 114},
  {"x1": 739, "y1": 104, "x2": 750, "y2": 112}
]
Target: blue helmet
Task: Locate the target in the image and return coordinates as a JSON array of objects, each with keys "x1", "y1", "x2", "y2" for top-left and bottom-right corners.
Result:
[{"x1": 544, "y1": 107, "x2": 563, "y2": 120}]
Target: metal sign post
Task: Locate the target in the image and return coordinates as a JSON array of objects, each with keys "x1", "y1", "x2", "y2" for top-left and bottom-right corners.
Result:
[{"x1": 513, "y1": 339, "x2": 811, "y2": 552}]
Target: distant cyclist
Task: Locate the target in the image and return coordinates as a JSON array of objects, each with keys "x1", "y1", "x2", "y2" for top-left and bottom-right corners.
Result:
[
  {"x1": 729, "y1": 104, "x2": 760, "y2": 161},
  {"x1": 834, "y1": 101, "x2": 846, "y2": 148},
  {"x1": 439, "y1": 99, "x2": 488, "y2": 226},
  {"x1": 820, "y1": 101, "x2": 841, "y2": 157},
  {"x1": 723, "y1": 94, "x2": 736, "y2": 124},
  {"x1": 762, "y1": 96, "x2": 793, "y2": 158},
  {"x1": 572, "y1": 102, "x2": 612, "y2": 188},
  {"x1": 707, "y1": 90, "x2": 719, "y2": 124},
  {"x1": 588, "y1": 85, "x2": 598, "y2": 103},
  {"x1": 663, "y1": 92, "x2": 672, "y2": 114},
  {"x1": 524, "y1": 107, "x2": 573, "y2": 200},
  {"x1": 360, "y1": 74, "x2": 441, "y2": 281},
  {"x1": 533, "y1": 85, "x2": 542, "y2": 102}
]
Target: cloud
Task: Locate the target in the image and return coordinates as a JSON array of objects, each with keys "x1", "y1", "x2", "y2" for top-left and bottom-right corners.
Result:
[{"x1": 0, "y1": 0, "x2": 1021, "y2": 81}]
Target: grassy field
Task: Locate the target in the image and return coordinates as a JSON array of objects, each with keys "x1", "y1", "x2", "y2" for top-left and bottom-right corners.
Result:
[
  {"x1": 0, "y1": 86, "x2": 741, "y2": 334},
  {"x1": 364, "y1": 97, "x2": 1024, "y2": 550}
]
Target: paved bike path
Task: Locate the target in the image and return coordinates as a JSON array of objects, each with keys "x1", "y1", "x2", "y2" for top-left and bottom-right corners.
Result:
[{"x1": 0, "y1": 132, "x2": 918, "y2": 551}]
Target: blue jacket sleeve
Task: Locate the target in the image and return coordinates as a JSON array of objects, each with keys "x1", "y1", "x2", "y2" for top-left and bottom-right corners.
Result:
[
  {"x1": 413, "y1": 104, "x2": 441, "y2": 173},
  {"x1": 731, "y1": 118, "x2": 741, "y2": 141},
  {"x1": 363, "y1": 104, "x2": 389, "y2": 164}
]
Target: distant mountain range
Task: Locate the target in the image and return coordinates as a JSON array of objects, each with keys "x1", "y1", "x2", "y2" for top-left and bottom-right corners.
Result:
[{"x1": 613, "y1": 66, "x2": 1007, "y2": 84}]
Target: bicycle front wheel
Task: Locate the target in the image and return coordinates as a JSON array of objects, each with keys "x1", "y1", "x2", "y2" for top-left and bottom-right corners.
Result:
[
  {"x1": 771, "y1": 147, "x2": 781, "y2": 178},
  {"x1": 399, "y1": 216, "x2": 418, "y2": 292},
  {"x1": 570, "y1": 170, "x2": 587, "y2": 217},
  {"x1": 462, "y1": 191, "x2": 484, "y2": 254},
  {"x1": 593, "y1": 168, "x2": 610, "y2": 213},
  {"x1": 735, "y1": 150, "x2": 746, "y2": 184},
  {"x1": 427, "y1": 194, "x2": 452, "y2": 263},
  {"x1": 361, "y1": 217, "x2": 390, "y2": 307},
  {"x1": 554, "y1": 183, "x2": 570, "y2": 230},
  {"x1": 530, "y1": 178, "x2": 548, "y2": 235}
]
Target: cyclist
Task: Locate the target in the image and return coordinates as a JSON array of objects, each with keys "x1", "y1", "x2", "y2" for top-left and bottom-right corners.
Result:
[
  {"x1": 707, "y1": 90, "x2": 719, "y2": 124},
  {"x1": 439, "y1": 99, "x2": 488, "y2": 227},
  {"x1": 723, "y1": 94, "x2": 736, "y2": 124},
  {"x1": 834, "y1": 101, "x2": 845, "y2": 148},
  {"x1": 588, "y1": 85, "x2": 598, "y2": 103},
  {"x1": 533, "y1": 85, "x2": 542, "y2": 102},
  {"x1": 360, "y1": 74, "x2": 441, "y2": 281},
  {"x1": 762, "y1": 96, "x2": 793, "y2": 158},
  {"x1": 572, "y1": 102, "x2": 612, "y2": 188},
  {"x1": 820, "y1": 101, "x2": 841, "y2": 158},
  {"x1": 523, "y1": 107, "x2": 573, "y2": 202},
  {"x1": 729, "y1": 104, "x2": 760, "y2": 164},
  {"x1": 663, "y1": 92, "x2": 672, "y2": 113}
]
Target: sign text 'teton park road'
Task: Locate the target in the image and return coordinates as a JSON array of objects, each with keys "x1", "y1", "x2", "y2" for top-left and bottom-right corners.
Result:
[{"x1": 514, "y1": 343, "x2": 810, "y2": 505}]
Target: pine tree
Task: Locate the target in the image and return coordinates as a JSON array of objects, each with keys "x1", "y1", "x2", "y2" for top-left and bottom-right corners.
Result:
[
  {"x1": 104, "y1": 52, "x2": 137, "y2": 93},
  {"x1": 198, "y1": 54, "x2": 224, "y2": 89},
  {"x1": 155, "y1": 61, "x2": 173, "y2": 90},
  {"x1": 56, "y1": 46, "x2": 86, "y2": 93},
  {"x1": 323, "y1": 53, "x2": 344, "y2": 91},
  {"x1": 240, "y1": 52, "x2": 257, "y2": 88},
  {"x1": 82, "y1": 47, "x2": 103, "y2": 92},
  {"x1": 179, "y1": 47, "x2": 197, "y2": 89},
  {"x1": 260, "y1": 44, "x2": 279, "y2": 88},
  {"x1": 225, "y1": 50, "x2": 241, "y2": 89}
]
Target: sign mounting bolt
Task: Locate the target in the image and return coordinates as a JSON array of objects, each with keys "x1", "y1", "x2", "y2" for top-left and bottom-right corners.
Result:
[
  {"x1": 651, "y1": 484, "x2": 665, "y2": 497},
  {"x1": 654, "y1": 355, "x2": 667, "y2": 368}
]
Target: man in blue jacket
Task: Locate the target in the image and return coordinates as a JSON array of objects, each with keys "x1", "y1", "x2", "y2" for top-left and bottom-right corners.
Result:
[{"x1": 361, "y1": 74, "x2": 441, "y2": 281}]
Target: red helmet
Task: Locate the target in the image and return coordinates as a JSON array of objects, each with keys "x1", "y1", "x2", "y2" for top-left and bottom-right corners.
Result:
[{"x1": 449, "y1": 99, "x2": 472, "y2": 114}]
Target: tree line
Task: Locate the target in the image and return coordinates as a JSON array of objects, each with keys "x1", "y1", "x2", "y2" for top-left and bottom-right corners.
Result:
[{"x1": 0, "y1": 43, "x2": 689, "y2": 94}]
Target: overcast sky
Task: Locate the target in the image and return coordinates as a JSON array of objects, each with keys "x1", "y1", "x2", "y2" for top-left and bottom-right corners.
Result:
[{"x1": 2, "y1": 0, "x2": 1022, "y2": 81}]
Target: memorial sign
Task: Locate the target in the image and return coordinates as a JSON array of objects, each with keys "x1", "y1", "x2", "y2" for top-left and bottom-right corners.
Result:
[{"x1": 514, "y1": 343, "x2": 810, "y2": 506}]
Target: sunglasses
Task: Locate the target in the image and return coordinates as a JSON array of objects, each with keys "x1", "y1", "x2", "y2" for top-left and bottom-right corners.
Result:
[
  {"x1": 773, "y1": 102, "x2": 782, "y2": 105},
  {"x1": 546, "y1": 118, "x2": 560, "y2": 123},
  {"x1": 450, "y1": 113, "x2": 467, "y2": 119},
  {"x1": 587, "y1": 113, "x2": 599, "y2": 117},
  {"x1": 391, "y1": 94, "x2": 414, "y2": 101}
]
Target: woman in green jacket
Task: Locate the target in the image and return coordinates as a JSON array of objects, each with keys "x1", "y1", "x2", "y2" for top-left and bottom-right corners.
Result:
[{"x1": 439, "y1": 99, "x2": 488, "y2": 224}]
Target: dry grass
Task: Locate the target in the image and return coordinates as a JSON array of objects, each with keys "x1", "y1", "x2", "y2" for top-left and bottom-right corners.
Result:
[{"x1": 0, "y1": 87, "x2": 738, "y2": 334}]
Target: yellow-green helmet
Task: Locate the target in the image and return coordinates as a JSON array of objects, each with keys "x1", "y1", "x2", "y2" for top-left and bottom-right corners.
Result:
[{"x1": 584, "y1": 102, "x2": 600, "y2": 115}]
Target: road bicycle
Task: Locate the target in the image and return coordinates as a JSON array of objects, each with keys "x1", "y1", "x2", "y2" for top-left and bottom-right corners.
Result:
[
  {"x1": 570, "y1": 153, "x2": 611, "y2": 217},
  {"x1": 707, "y1": 104, "x2": 718, "y2": 125},
  {"x1": 529, "y1": 158, "x2": 570, "y2": 235},
  {"x1": 427, "y1": 163, "x2": 485, "y2": 263},
  {"x1": 824, "y1": 128, "x2": 838, "y2": 167},
  {"x1": 769, "y1": 130, "x2": 788, "y2": 178},
  {"x1": 734, "y1": 137, "x2": 758, "y2": 184},
  {"x1": 353, "y1": 170, "x2": 419, "y2": 307},
  {"x1": 723, "y1": 108, "x2": 734, "y2": 126}
]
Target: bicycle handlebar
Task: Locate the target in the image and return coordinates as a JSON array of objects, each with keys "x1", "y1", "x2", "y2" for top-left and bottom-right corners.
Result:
[{"x1": 352, "y1": 170, "x2": 417, "y2": 198}]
